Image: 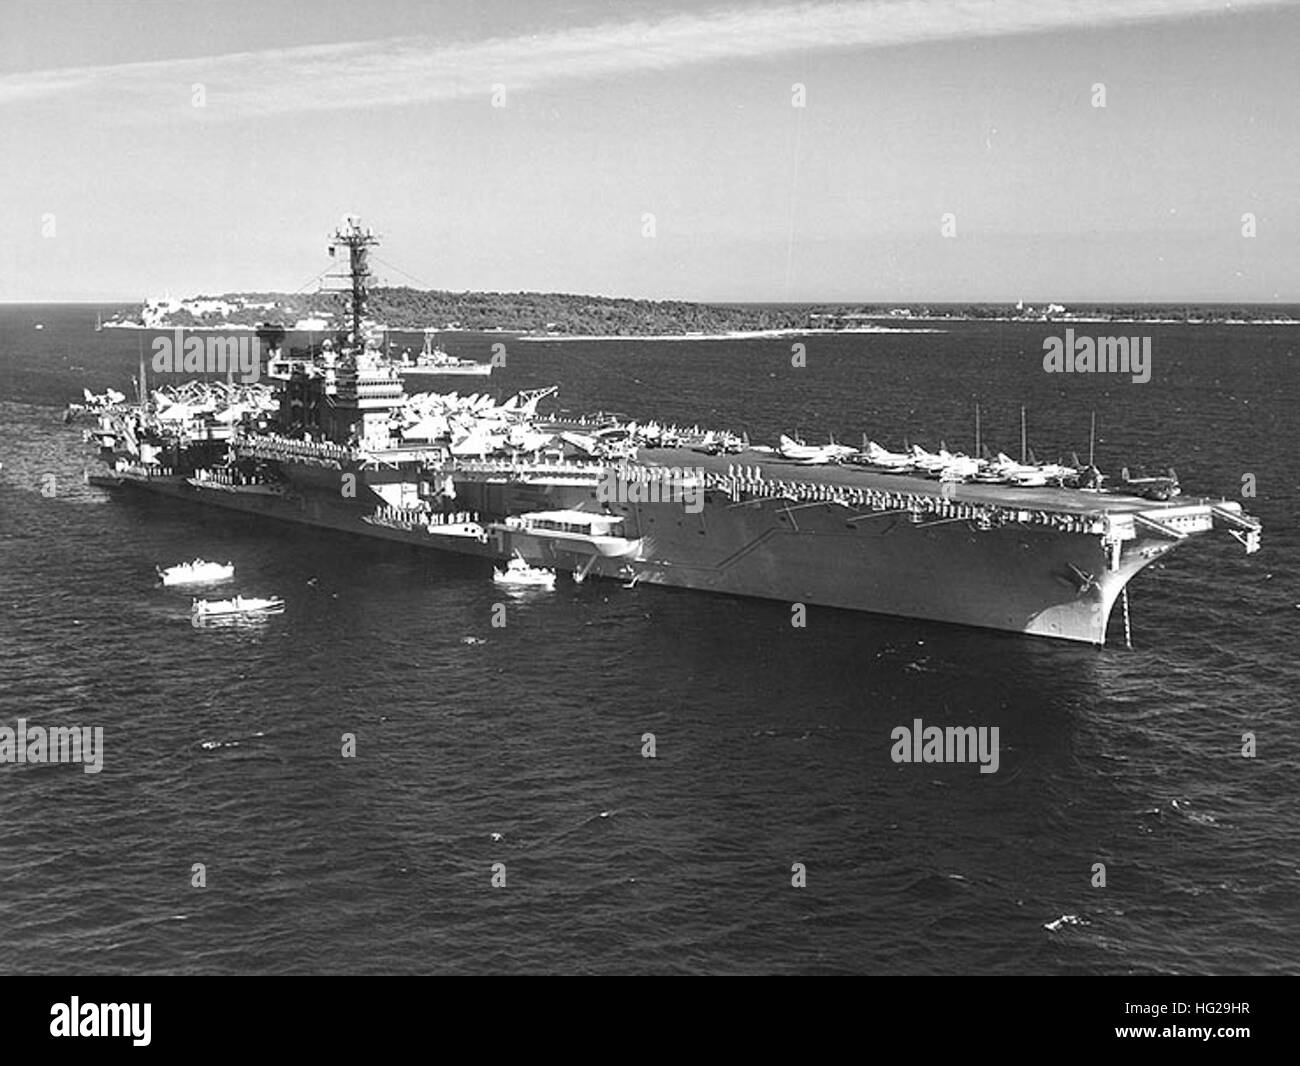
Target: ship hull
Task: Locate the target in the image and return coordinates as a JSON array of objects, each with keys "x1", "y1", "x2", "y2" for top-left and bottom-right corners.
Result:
[
  {"x1": 396, "y1": 366, "x2": 493, "y2": 377},
  {"x1": 94, "y1": 463, "x2": 1176, "y2": 644},
  {"x1": 96, "y1": 473, "x2": 499, "y2": 555},
  {"x1": 463, "y1": 482, "x2": 1162, "y2": 644}
]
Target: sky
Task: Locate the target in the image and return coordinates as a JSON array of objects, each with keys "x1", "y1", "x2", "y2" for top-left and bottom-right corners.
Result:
[{"x1": 1, "y1": 0, "x2": 1298, "y2": 303}]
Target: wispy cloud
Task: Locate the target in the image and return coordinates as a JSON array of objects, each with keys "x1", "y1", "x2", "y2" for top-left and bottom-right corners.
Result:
[{"x1": 0, "y1": 0, "x2": 1285, "y2": 118}]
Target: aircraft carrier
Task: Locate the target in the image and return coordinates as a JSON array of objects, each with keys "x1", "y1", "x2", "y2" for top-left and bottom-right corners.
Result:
[{"x1": 79, "y1": 218, "x2": 1262, "y2": 644}]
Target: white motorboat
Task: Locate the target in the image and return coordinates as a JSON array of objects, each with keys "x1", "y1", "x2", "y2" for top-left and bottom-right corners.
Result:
[
  {"x1": 497, "y1": 510, "x2": 643, "y2": 558},
  {"x1": 191, "y1": 595, "x2": 285, "y2": 618},
  {"x1": 492, "y1": 555, "x2": 556, "y2": 589},
  {"x1": 158, "y1": 559, "x2": 235, "y2": 585}
]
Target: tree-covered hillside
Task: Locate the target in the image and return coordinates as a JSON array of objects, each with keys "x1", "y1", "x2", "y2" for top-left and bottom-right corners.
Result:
[{"x1": 120, "y1": 288, "x2": 1296, "y2": 332}]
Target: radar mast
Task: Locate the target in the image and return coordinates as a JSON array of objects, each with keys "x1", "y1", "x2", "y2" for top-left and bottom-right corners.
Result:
[{"x1": 325, "y1": 215, "x2": 379, "y2": 351}]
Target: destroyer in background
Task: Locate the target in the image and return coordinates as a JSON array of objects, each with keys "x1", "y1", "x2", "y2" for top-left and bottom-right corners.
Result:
[
  {"x1": 389, "y1": 329, "x2": 493, "y2": 377},
  {"x1": 81, "y1": 218, "x2": 1262, "y2": 644}
]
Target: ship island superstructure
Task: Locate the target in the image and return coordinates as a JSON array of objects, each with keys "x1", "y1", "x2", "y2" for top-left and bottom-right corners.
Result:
[{"x1": 80, "y1": 218, "x2": 1262, "y2": 644}]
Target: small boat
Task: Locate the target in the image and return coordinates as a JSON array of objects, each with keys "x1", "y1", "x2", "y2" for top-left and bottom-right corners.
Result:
[
  {"x1": 158, "y1": 559, "x2": 235, "y2": 586},
  {"x1": 34, "y1": 323, "x2": 44, "y2": 330},
  {"x1": 191, "y1": 595, "x2": 284, "y2": 619},
  {"x1": 492, "y1": 555, "x2": 556, "y2": 589},
  {"x1": 499, "y1": 510, "x2": 643, "y2": 558}
]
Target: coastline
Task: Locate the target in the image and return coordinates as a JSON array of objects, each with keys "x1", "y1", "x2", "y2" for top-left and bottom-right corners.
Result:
[
  {"x1": 514, "y1": 325, "x2": 947, "y2": 341},
  {"x1": 102, "y1": 317, "x2": 1299, "y2": 336},
  {"x1": 101, "y1": 322, "x2": 945, "y2": 338}
]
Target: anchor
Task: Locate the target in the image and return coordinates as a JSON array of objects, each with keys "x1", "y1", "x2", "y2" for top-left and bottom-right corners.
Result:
[{"x1": 1065, "y1": 562, "x2": 1098, "y2": 594}]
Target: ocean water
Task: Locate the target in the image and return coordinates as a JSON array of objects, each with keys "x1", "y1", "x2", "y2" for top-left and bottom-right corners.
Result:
[{"x1": 0, "y1": 304, "x2": 1297, "y2": 975}]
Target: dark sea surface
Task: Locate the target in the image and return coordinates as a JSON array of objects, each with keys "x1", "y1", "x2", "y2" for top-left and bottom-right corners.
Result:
[{"x1": 0, "y1": 304, "x2": 1297, "y2": 975}]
